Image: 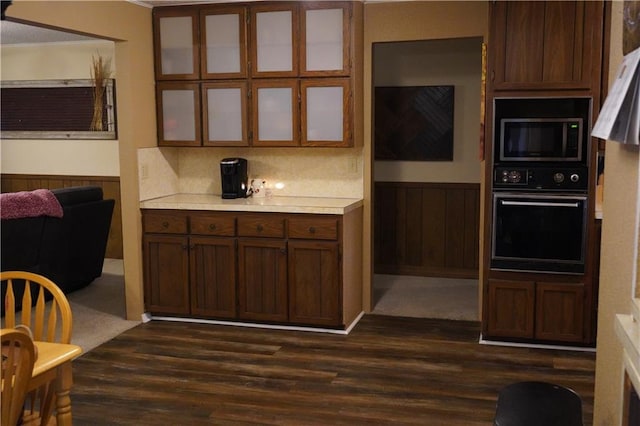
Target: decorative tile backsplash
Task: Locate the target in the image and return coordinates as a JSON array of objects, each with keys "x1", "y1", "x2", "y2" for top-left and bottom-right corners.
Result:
[{"x1": 138, "y1": 147, "x2": 363, "y2": 200}]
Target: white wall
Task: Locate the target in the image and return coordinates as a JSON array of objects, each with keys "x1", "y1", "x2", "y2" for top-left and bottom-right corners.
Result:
[
  {"x1": 0, "y1": 40, "x2": 120, "y2": 176},
  {"x1": 373, "y1": 37, "x2": 482, "y2": 183}
]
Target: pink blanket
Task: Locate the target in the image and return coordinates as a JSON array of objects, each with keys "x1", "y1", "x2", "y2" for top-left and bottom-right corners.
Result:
[{"x1": 0, "y1": 189, "x2": 63, "y2": 220}]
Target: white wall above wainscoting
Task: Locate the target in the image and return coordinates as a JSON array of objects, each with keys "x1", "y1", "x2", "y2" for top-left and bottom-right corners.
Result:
[{"x1": 138, "y1": 147, "x2": 364, "y2": 201}]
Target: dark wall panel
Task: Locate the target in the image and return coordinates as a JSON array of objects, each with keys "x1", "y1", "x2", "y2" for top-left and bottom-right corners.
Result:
[{"x1": 374, "y1": 181, "x2": 480, "y2": 279}]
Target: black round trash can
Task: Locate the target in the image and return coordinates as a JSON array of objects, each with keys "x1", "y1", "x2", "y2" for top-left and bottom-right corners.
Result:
[{"x1": 494, "y1": 381, "x2": 583, "y2": 426}]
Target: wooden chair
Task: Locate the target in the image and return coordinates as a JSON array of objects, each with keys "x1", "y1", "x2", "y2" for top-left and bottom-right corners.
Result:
[
  {"x1": 1, "y1": 328, "x2": 36, "y2": 426},
  {"x1": 1, "y1": 271, "x2": 74, "y2": 425}
]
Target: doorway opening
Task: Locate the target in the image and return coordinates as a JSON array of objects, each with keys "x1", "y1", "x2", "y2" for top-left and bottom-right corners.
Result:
[{"x1": 371, "y1": 37, "x2": 483, "y2": 321}]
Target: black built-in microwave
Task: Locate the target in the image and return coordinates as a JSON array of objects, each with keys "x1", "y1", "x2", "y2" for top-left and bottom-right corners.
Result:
[{"x1": 499, "y1": 118, "x2": 583, "y2": 162}]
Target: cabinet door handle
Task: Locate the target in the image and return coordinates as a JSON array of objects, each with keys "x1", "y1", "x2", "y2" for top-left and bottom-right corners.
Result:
[
  {"x1": 257, "y1": 224, "x2": 264, "y2": 232},
  {"x1": 308, "y1": 226, "x2": 316, "y2": 234},
  {"x1": 162, "y1": 221, "x2": 169, "y2": 228},
  {"x1": 209, "y1": 224, "x2": 217, "y2": 231}
]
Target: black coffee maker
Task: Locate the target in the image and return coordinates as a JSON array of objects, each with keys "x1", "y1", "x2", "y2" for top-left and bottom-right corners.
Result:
[{"x1": 220, "y1": 158, "x2": 249, "y2": 199}]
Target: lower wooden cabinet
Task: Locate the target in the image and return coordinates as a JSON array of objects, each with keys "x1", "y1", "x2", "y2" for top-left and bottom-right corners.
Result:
[
  {"x1": 486, "y1": 280, "x2": 535, "y2": 339},
  {"x1": 288, "y1": 240, "x2": 341, "y2": 326},
  {"x1": 190, "y1": 237, "x2": 236, "y2": 318},
  {"x1": 485, "y1": 279, "x2": 585, "y2": 343},
  {"x1": 238, "y1": 238, "x2": 288, "y2": 322},
  {"x1": 142, "y1": 207, "x2": 362, "y2": 329},
  {"x1": 143, "y1": 233, "x2": 190, "y2": 315}
]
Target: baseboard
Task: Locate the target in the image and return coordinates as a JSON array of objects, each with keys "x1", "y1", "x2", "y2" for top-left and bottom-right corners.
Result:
[
  {"x1": 146, "y1": 311, "x2": 365, "y2": 335},
  {"x1": 479, "y1": 334, "x2": 596, "y2": 352}
]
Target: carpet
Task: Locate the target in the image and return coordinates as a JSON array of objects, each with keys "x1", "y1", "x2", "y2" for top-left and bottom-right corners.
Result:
[
  {"x1": 372, "y1": 274, "x2": 479, "y2": 321},
  {"x1": 67, "y1": 259, "x2": 139, "y2": 353}
]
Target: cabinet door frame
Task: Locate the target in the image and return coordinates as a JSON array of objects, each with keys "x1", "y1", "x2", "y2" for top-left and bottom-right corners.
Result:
[
  {"x1": 153, "y1": 7, "x2": 200, "y2": 81},
  {"x1": 251, "y1": 79, "x2": 300, "y2": 147},
  {"x1": 237, "y1": 238, "x2": 288, "y2": 322},
  {"x1": 535, "y1": 282, "x2": 585, "y2": 342},
  {"x1": 143, "y1": 233, "x2": 191, "y2": 315},
  {"x1": 201, "y1": 81, "x2": 249, "y2": 147},
  {"x1": 200, "y1": 5, "x2": 248, "y2": 80},
  {"x1": 189, "y1": 236, "x2": 237, "y2": 319},
  {"x1": 249, "y1": 3, "x2": 300, "y2": 78},
  {"x1": 486, "y1": 279, "x2": 535, "y2": 339},
  {"x1": 156, "y1": 82, "x2": 202, "y2": 147},
  {"x1": 299, "y1": 2, "x2": 351, "y2": 77},
  {"x1": 288, "y1": 240, "x2": 342, "y2": 326},
  {"x1": 300, "y1": 78, "x2": 351, "y2": 147}
]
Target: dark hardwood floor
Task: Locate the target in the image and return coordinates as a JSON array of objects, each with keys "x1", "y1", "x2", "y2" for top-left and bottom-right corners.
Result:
[{"x1": 70, "y1": 315, "x2": 595, "y2": 425}]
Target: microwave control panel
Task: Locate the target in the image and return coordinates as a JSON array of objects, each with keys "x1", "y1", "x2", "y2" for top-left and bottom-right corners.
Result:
[{"x1": 493, "y1": 166, "x2": 588, "y2": 192}]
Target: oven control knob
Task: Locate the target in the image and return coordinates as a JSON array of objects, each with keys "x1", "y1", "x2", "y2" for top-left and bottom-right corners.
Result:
[
  {"x1": 570, "y1": 173, "x2": 580, "y2": 183},
  {"x1": 553, "y1": 172, "x2": 565, "y2": 183}
]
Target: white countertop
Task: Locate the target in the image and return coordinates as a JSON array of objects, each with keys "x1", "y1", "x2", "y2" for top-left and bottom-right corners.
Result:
[{"x1": 140, "y1": 193, "x2": 363, "y2": 215}]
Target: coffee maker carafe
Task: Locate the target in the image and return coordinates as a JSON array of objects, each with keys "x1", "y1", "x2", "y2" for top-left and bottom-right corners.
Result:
[{"x1": 220, "y1": 158, "x2": 249, "y2": 199}]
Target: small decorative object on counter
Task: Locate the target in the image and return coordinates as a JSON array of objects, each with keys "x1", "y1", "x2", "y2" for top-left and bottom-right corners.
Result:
[{"x1": 251, "y1": 178, "x2": 266, "y2": 198}]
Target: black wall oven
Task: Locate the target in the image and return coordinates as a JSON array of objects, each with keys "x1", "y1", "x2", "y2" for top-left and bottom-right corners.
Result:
[
  {"x1": 491, "y1": 193, "x2": 587, "y2": 274},
  {"x1": 490, "y1": 97, "x2": 591, "y2": 275}
]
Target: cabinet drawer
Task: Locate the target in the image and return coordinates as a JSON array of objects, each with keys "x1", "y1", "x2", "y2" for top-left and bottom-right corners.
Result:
[
  {"x1": 143, "y1": 211, "x2": 188, "y2": 234},
  {"x1": 238, "y1": 215, "x2": 285, "y2": 238},
  {"x1": 190, "y1": 213, "x2": 236, "y2": 236},
  {"x1": 288, "y1": 217, "x2": 339, "y2": 240}
]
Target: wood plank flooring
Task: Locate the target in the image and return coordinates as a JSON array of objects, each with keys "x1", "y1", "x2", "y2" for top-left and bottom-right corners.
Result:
[{"x1": 69, "y1": 315, "x2": 595, "y2": 425}]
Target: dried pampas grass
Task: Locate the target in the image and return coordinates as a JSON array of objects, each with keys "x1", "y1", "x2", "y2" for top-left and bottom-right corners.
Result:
[{"x1": 90, "y1": 54, "x2": 111, "y2": 131}]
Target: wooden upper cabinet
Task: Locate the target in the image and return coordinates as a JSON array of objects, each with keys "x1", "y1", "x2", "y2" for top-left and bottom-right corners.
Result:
[
  {"x1": 250, "y1": 4, "x2": 299, "y2": 78},
  {"x1": 200, "y1": 6, "x2": 248, "y2": 80},
  {"x1": 153, "y1": 8, "x2": 200, "y2": 81},
  {"x1": 489, "y1": 1, "x2": 604, "y2": 91},
  {"x1": 202, "y1": 81, "x2": 248, "y2": 146},
  {"x1": 300, "y1": 2, "x2": 351, "y2": 77},
  {"x1": 156, "y1": 82, "x2": 201, "y2": 147},
  {"x1": 251, "y1": 79, "x2": 300, "y2": 146},
  {"x1": 301, "y1": 78, "x2": 351, "y2": 147}
]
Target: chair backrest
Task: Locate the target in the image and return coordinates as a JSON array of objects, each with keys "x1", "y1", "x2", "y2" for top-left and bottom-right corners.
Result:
[
  {"x1": 1, "y1": 271, "x2": 73, "y2": 344},
  {"x1": 1, "y1": 328, "x2": 36, "y2": 426}
]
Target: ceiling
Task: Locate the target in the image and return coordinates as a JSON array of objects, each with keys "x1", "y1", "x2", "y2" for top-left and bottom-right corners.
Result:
[{"x1": 0, "y1": 21, "x2": 98, "y2": 45}]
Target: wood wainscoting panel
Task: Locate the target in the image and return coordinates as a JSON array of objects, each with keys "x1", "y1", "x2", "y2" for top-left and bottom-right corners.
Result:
[
  {"x1": 374, "y1": 181, "x2": 479, "y2": 279},
  {"x1": 1, "y1": 174, "x2": 123, "y2": 259}
]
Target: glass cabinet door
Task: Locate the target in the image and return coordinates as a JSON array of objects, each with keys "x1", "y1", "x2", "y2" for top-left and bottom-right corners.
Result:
[
  {"x1": 252, "y1": 79, "x2": 299, "y2": 146},
  {"x1": 200, "y1": 6, "x2": 247, "y2": 79},
  {"x1": 250, "y1": 4, "x2": 299, "y2": 78},
  {"x1": 300, "y1": 3, "x2": 350, "y2": 76},
  {"x1": 202, "y1": 82, "x2": 248, "y2": 146},
  {"x1": 157, "y1": 83, "x2": 201, "y2": 146},
  {"x1": 301, "y1": 78, "x2": 351, "y2": 147},
  {"x1": 153, "y1": 9, "x2": 199, "y2": 80}
]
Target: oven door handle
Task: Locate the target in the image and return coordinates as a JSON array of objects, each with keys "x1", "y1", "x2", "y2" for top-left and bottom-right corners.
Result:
[{"x1": 500, "y1": 200, "x2": 581, "y2": 208}]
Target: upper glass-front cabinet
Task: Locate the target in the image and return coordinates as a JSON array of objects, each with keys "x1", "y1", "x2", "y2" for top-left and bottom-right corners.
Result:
[
  {"x1": 157, "y1": 82, "x2": 201, "y2": 146},
  {"x1": 200, "y1": 6, "x2": 247, "y2": 79},
  {"x1": 154, "y1": 9, "x2": 200, "y2": 80},
  {"x1": 250, "y1": 4, "x2": 299, "y2": 78},
  {"x1": 300, "y1": 3, "x2": 351, "y2": 76},
  {"x1": 202, "y1": 81, "x2": 248, "y2": 146},
  {"x1": 301, "y1": 78, "x2": 351, "y2": 147}
]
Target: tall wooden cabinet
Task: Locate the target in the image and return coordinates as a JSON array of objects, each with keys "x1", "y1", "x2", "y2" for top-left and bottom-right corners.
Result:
[
  {"x1": 152, "y1": 1, "x2": 362, "y2": 148},
  {"x1": 482, "y1": 0, "x2": 608, "y2": 346},
  {"x1": 489, "y1": 1, "x2": 605, "y2": 91}
]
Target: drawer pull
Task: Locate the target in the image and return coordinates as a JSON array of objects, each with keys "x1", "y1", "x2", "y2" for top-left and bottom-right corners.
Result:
[
  {"x1": 209, "y1": 224, "x2": 217, "y2": 231},
  {"x1": 257, "y1": 224, "x2": 264, "y2": 232},
  {"x1": 308, "y1": 226, "x2": 316, "y2": 234},
  {"x1": 162, "y1": 221, "x2": 169, "y2": 228}
]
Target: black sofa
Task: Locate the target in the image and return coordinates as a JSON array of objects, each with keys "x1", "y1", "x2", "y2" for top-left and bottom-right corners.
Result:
[{"x1": 1, "y1": 186, "x2": 115, "y2": 295}]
